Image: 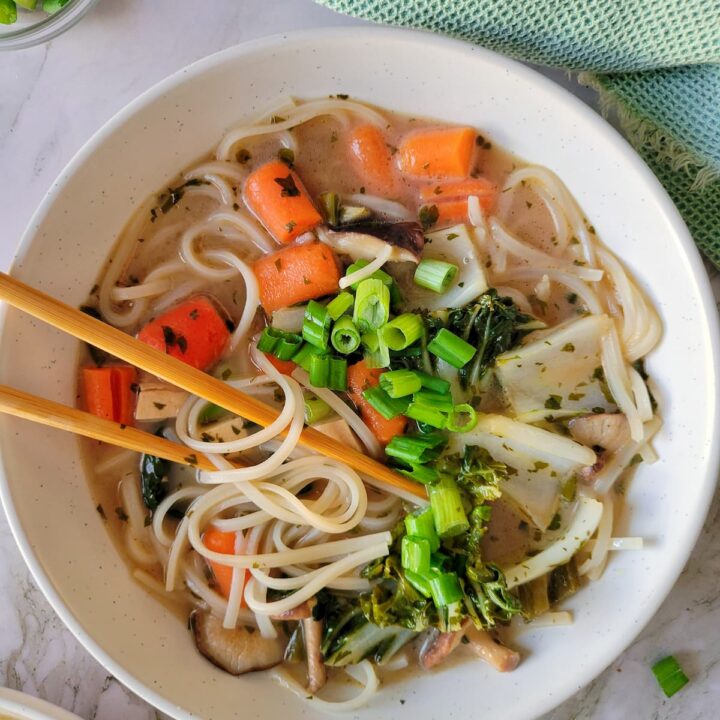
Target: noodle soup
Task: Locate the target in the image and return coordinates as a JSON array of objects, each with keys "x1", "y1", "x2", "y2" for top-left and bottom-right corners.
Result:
[{"x1": 79, "y1": 97, "x2": 661, "y2": 709}]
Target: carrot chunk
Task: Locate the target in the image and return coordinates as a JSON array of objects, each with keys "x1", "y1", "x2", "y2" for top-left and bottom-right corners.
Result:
[
  {"x1": 418, "y1": 177, "x2": 496, "y2": 210},
  {"x1": 244, "y1": 160, "x2": 322, "y2": 244},
  {"x1": 137, "y1": 296, "x2": 230, "y2": 372},
  {"x1": 398, "y1": 127, "x2": 476, "y2": 178},
  {"x1": 348, "y1": 124, "x2": 398, "y2": 195},
  {"x1": 203, "y1": 526, "x2": 246, "y2": 601},
  {"x1": 253, "y1": 241, "x2": 341, "y2": 314},
  {"x1": 82, "y1": 365, "x2": 137, "y2": 425},
  {"x1": 347, "y1": 360, "x2": 407, "y2": 446}
]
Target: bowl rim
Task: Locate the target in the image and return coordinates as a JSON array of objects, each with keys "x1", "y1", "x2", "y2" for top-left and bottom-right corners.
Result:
[
  {"x1": 0, "y1": 688, "x2": 83, "y2": 720},
  {"x1": 1, "y1": 26, "x2": 719, "y2": 720}
]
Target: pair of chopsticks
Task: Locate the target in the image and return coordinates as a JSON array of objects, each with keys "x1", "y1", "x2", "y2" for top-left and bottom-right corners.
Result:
[{"x1": 0, "y1": 272, "x2": 426, "y2": 499}]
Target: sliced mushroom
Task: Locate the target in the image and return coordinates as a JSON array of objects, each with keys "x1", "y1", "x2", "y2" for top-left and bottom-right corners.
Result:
[
  {"x1": 568, "y1": 413, "x2": 630, "y2": 453},
  {"x1": 135, "y1": 380, "x2": 189, "y2": 421},
  {"x1": 419, "y1": 623, "x2": 468, "y2": 670},
  {"x1": 314, "y1": 417, "x2": 363, "y2": 453},
  {"x1": 270, "y1": 600, "x2": 313, "y2": 621},
  {"x1": 302, "y1": 615, "x2": 327, "y2": 693},
  {"x1": 190, "y1": 609, "x2": 285, "y2": 675},
  {"x1": 317, "y1": 224, "x2": 422, "y2": 264},
  {"x1": 465, "y1": 626, "x2": 520, "y2": 673}
]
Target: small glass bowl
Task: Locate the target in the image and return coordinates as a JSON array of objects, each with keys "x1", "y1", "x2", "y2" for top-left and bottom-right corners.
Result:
[{"x1": 0, "y1": 0, "x2": 99, "y2": 51}]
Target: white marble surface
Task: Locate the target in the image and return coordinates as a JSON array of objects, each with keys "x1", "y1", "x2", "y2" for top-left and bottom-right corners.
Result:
[{"x1": 1, "y1": 1, "x2": 719, "y2": 718}]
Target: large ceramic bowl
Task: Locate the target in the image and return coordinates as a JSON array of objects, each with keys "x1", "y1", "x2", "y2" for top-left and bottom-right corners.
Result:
[{"x1": 0, "y1": 28, "x2": 718, "y2": 720}]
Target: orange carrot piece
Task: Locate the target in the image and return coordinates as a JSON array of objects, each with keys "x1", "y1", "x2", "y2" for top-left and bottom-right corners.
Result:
[
  {"x1": 244, "y1": 160, "x2": 322, "y2": 244},
  {"x1": 418, "y1": 177, "x2": 496, "y2": 208},
  {"x1": 111, "y1": 365, "x2": 138, "y2": 426},
  {"x1": 82, "y1": 365, "x2": 137, "y2": 425},
  {"x1": 348, "y1": 124, "x2": 398, "y2": 195},
  {"x1": 347, "y1": 360, "x2": 407, "y2": 446},
  {"x1": 253, "y1": 241, "x2": 341, "y2": 314},
  {"x1": 265, "y1": 354, "x2": 297, "y2": 376},
  {"x1": 137, "y1": 296, "x2": 230, "y2": 372},
  {"x1": 203, "y1": 526, "x2": 246, "y2": 602},
  {"x1": 398, "y1": 127, "x2": 476, "y2": 178}
]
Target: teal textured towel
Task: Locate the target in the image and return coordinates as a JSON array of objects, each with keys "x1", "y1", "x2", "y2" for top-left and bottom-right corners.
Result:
[{"x1": 315, "y1": 0, "x2": 720, "y2": 265}]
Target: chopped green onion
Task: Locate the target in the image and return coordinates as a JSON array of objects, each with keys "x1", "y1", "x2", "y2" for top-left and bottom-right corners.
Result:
[
  {"x1": 326, "y1": 291, "x2": 354, "y2": 320},
  {"x1": 198, "y1": 403, "x2": 228, "y2": 425},
  {"x1": 274, "y1": 332, "x2": 303, "y2": 360},
  {"x1": 291, "y1": 342, "x2": 323, "y2": 372},
  {"x1": 414, "y1": 259, "x2": 459, "y2": 294},
  {"x1": 362, "y1": 330, "x2": 390, "y2": 369},
  {"x1": 404, "y1": 569, "x2": 433, "y2": 598},
  {"x1": 415, "y1": 371, "x2": 450, "y2": 395},
  {"x1": 379, "y1": 369, "x2": 422, "y2": 398},
  {"x1": 328, "y1": 357, "x2": 348, "y2": 391},
  {"x1": 303, "y1": 300, "x2": 332, "y2": 350},
  {"x1": 385, "y1": 435, "x2": 442, "y2": 467},
  {"x1": 413, "y1": 389, "x2": 454, "y2": 412},
  {"x1": 304, "y1": 392, "x2": 332, "y2": 424},
  {"x1": 401, "y1": 536, "x2": 431, "y2": 575},
  {"x1": 446, "y1": 403, "x2": 478, "y2": 432},
  {"x1": 430, "y1": 552, "x2": 450, "y2": 575},
  {"x1": 362, "y1": 386, "x2": 409, "y2": 420},
  {"x1": 330, "y1": 316, "x2": 361, "y2": 354},
  {"x1": 257, "y1": 326, "x2": 283, "y2": 353},
  {"x1": 309, "y1": 354, "x2": 330, "y2": 388},
  {"x1": 353, "y1": 278, "x2": 390, "y2": 333},
  {"x1": 427, "y1": 328, "x2": 476, "y2": 368},
  {"x1": 428, "y1": 572, "x2": 463, "y2": 607},
  {"x1": 652, "y1": 656, "x2": 689, "y2": 698},
  {"x1": 428, "y1": 474, "x2": 469, "y2": 538},
  {"x1": 345, "y1": 259, "x2": 393, "y2": 290},
  {"x1": 404, "y1": 507, "x2": 440, "y2": 551},
  {"x1": 405, "y1": 401, "x2": 447, "y2": 429},
  {"x1": 381, "y1": 313, "x2": 424, "y2": 351},
  {"x1": 397, "y1": 463, "x2": 440, "y2": 485}
]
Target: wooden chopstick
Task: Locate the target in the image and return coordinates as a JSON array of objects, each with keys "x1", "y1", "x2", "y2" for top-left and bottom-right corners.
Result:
[
  {"x1": 0, "y1": 384, "x2": 219, "y2": 471},
  {"x1": 0, "y1": 272, "x2": 426, "y2": 500}
]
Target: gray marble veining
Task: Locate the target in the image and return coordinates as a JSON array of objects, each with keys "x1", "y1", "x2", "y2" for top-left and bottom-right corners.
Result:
[{"x1": 0, "y1": 1, "x2": 718, "y2": 718}]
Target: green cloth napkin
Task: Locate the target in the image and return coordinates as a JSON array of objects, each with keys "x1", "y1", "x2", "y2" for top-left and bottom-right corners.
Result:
[{"x1": 316, "y1": 0, "x2": 720, "y2": 266}]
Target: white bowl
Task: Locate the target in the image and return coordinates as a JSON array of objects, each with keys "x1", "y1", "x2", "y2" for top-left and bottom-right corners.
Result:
[
  {"x1": 0, "y1": 688, "x2": 82, "y2": 720},
  {"x1": 1, "y1": 28, "x2": 718, "y2": 720}
]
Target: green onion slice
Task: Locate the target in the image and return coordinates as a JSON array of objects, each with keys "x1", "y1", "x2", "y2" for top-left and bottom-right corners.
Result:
[
  {"x1": 401, "y1": 535, "x2": 431, "y2": 575},
  {"x1": 302, "y1": 300, "x2": 332, "y2": 350},
  {"x1": 427, "y1": 328, "x2": 476, "y2": 368},
  {"x1": 404, "y1": 507, "x2": 440, "y2": 551},
  {"x1": 381, "y1": 313, "x2": 424, "y2": 351},
  {"x1": 379, "y1": 369, "x2": 422, "y2": 398},
  {"x1": 326, "y1": 291, "x2": 354, "y2": 321},
  {"x1": 414, "y1": 259, "x2": 459, "y2": 294},
  {"x1": 446, "y1": 403, "x2": 478, "y2": 432},
  {"x1": 330, "y1": 316, "x2": 361, "y2": 355},
  {"x1": 651, "y1": 656, "x2": 689, "y2": 698},
  {"x1": 362, "y1": 386, "x2": 409, "y2": 420},
  {"x1": 428, "y1": 474, "x2": 470, "y2": 538},
  {"x1": 328, "y1": 357, "x2": 348, "y2": 391},
  {"x1": 353, "y1": 278, "x2": 390, "y2": 333},
  {"x1": 304, "y1": 392, "x2": 332, "y2": 424},
  {"x1": 428, "y1": 572, "x2": 463, "y2": 607},
  {"x1": 309, "y1": 354, "x2": 330, "y2": 388},
  {"x1": 404, "y1": 569, "x2": 433, "y2": 598},
  {"x1": 405, "y1": 401, "x2": 448, "y2": 429}
]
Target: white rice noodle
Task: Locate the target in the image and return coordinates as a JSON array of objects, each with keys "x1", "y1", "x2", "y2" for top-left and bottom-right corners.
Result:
[
  {"x1": 339, "y1": 243, "x2": 393, "y2": 289},
  {"x1": 578, "y1": 495, "x2": 613, "y2": 580},
  {"x1": 493, "y1": 266, "x2": 603, "y2": 314},
  {"x1": 272, "y1": 305, "x2": 307, "y2": 333},
  {"x1": 152, "y1": 486, "x2": 206, "y2": 547},
  {"x1": 629, "y1": 366, "x2": 654, "y2": 422},
  {"x1": 639, "y1": 441, "x2": 659, "y2": 464},
  {"x1": 490, "y1": 217, "x2": 603, "y2": 283},
  {"x1": 217, "y1": 98, "x2": 386, "y2": 161},
  {"x1": 208, "y1": 209, "x2": 274, "y2": 254},
  {"x1": 201, "y1": 173, "x2": 235, "y2": 206},
  {"x1": 600, "y1": 325, "x2": 644, "y2": 441},
  {"x1": 344, "y1": 193, "x2": 414, "y2": 220},
  {"x1": 501, "y1": 166, "x2": 596, "y2": 266},
  {"x1": 292, "y1": 367, "x2": 383, "y2": 459},
  {"x1": 152, "y1": 278, "x2": 205, "y2": 314},
  {"x1": 593, "y1": 415, "x2": 662, "y2": 494},
  {"x1": 272, "y1": 659, "x2": 379, "y2": 713},
  {"x1": 610, "y1": 537, "x2": 644, "y2": 550},
  {"x1": 222, "y1": 530, "x2": 249, "y2": 630},
  {"x1": 504, "y1": 497, "x2": 603, "y2": 589},
  {"x1": 185, "y1": 161, "x2": 247, "y2": 184},
  {"x1": 597, "y1": 247, "x2": 662, "y2": 361}
]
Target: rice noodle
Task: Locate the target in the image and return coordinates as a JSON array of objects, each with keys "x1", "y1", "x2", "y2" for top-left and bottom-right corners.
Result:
[
  {"x1": 578, "y1": 494, "x2": 614, "y2": 580},
  {"x1": 339, "y1": 243, "x2": 393, "y2": 289},
  {"x1": 344, "y1": 193, "x2": 414, "y2": 220}
]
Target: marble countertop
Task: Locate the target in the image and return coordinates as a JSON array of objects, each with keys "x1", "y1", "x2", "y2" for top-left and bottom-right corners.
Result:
[{"x1": 1, "y1": 1, "x2": 719, "y2": 718}]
